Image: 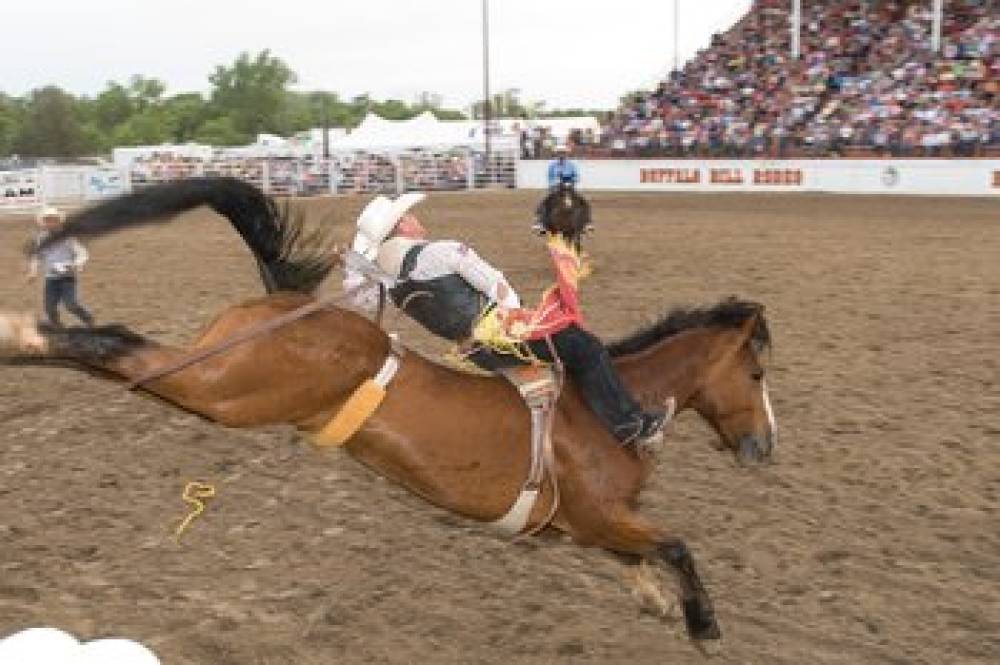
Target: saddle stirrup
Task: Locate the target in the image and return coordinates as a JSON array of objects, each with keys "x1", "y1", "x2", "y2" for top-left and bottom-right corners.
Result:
[{"x1": 492, "y1": 364, "x2": 563, "y2": 537}]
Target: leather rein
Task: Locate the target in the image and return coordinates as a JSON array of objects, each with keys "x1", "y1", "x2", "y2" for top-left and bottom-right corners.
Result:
[{"x1": 126, "y1": 286, "x2": 384, "y2": 390}]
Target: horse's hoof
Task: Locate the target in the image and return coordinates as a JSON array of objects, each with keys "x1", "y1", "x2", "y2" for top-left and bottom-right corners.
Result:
[
  {"x1": 692, "y1": 620, "x2": 722, "y2": 641},
  {"x1": 695, "y1": 638, "x2": 725, "y2": 657},
  {"x1": 683, "y1": 598, "x2": 721, "y2": 640}
]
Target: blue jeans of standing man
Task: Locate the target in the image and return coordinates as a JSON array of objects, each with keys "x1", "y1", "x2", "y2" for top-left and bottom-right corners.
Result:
[{"x1": 44, "y1": 275, "x2": 94, "y2": 327}]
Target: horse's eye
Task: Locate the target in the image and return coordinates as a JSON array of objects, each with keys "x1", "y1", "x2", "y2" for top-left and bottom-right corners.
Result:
[{"x1": 751, "y1": 369, "x2": 764, "y2": 382}]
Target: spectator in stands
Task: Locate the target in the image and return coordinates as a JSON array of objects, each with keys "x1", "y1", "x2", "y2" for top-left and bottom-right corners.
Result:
[
  {"x1": 27, "y1": 206, "x2": 95, "y2": 328},
  {"x1": 601, "y1": 0, "x2": 997, "y2": 158}
]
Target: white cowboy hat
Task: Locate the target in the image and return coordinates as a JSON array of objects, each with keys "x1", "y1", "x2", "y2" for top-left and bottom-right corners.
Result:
[
  {"x1": 36, "y1": 205, "x2": 65, "y2": 222},
  {"x1": 353, "y1": 192, "x2": 427, "y2": 259}
]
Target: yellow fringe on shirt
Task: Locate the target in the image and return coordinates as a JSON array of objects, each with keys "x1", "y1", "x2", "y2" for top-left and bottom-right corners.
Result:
[
  {"x1": 471, "y1": 307, "x2": 539, "y2": 364},
  {"x1": 453, "y1": 235, "x2": 594, "y2": 368}
]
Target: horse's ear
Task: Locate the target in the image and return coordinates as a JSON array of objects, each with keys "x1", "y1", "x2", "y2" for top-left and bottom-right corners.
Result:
[
  {"x1": 742, "y1": 304, "x2": 769, "y2": 355},
  {"x1": 737, "y1": 304, "x2": 764, "y2": 338}
]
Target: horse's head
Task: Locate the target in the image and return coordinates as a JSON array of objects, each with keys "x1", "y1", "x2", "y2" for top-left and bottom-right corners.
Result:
[
  {"x1": 608, "y1": 299, "x2": 780, "y2": 466},
  {"x1": 688, "y1": 303, "x2": 776, "y2": 466},
  {"x1": 539, "y1": 183, "x2": 592, "y2": 250}
]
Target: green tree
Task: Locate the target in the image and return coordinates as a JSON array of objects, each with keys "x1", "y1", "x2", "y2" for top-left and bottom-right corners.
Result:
[
  {"x1": 209, "y1": 50, "x2": 297, "y2": 141},
  {"x1": 0, "y1": 94, "x2": 25, "y2": 156},
  {"x1": 162, "y1": 93, "x2": 210, "y2": 143},
  {"x1": 432, "y1": 108, "x2": 466, "y2": 121},
  {"x1": 373, "y1": 99, "x2": 414, "y2": 120},
  {"x1": 194, "y1": 116, "x2": 245, "y2": 146},
  {"x1": 13, "y1": 86, "x2": 89, "y2": 157},
  {"x1": 91, "y1": 82, "x2": 135, "y2": 133},
  {"x1": 128, "y1": 75, "x2": 166, "y2": 112},
  {"x1": 471, "y1": 88, "x2": 534, "y2": 119},
  {"x1": 112, "y1": 110, "x2": 173, "y2": 146},
  {"x1": 412, "y1": 91, "x2": 466, "y2": 121}
]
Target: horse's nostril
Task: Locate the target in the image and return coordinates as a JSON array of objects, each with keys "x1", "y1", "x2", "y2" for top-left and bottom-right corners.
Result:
[{"x1": 737, "y1": 435, "x2": 770, "y2": 465}]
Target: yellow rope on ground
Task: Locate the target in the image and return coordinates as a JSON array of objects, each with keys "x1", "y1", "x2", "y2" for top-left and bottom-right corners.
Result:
[{"x1": 174, "y1": 481, "x2": 216, "y2": 539}]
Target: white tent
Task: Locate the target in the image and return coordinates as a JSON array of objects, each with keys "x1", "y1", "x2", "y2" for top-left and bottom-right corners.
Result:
[{"x1": 330, "y1": 112, "x2": 517, "y2": 152}]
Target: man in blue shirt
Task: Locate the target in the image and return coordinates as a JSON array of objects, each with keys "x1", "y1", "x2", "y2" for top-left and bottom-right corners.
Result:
[
  {"x1": 534, "y1": 144, "x2": 579, "y2": 231},
  {"x1": 547, "y1": 144, "x2": 579, "y2": 187}
]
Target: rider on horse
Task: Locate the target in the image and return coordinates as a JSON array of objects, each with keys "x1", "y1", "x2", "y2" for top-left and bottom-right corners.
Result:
[
  {"x1": 533, "y1": 144, "x2": 579, "y2": 233},
  {"x1": 344, "y1": 192, "x2": 521, "y2": 341},
  {"x1": 344, "y1": 191, "x2": 668, "y2": 449}
]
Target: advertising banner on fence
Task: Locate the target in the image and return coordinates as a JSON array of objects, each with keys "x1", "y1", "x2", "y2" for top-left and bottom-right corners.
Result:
[
  {"x1": 517, "y1": 159, "x2": 1000, "y2": 197},
  {"x1": 85, "y1": 167, "x2": 127, "y2": 200},
  {"x1": 0, "y1": 169, "x2": 41, "y2": 210}
]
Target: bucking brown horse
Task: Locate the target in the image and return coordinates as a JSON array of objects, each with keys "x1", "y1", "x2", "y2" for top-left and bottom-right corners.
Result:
[{"x1": 2, "y1": 178, "x2": 777, "y2": 643}]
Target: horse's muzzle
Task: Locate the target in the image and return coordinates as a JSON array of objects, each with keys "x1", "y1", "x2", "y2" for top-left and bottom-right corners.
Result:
[{"x1": 736, "y1": 433, "x2": 774, "y2": 465}]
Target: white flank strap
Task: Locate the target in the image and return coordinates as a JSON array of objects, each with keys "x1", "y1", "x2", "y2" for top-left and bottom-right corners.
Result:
[
  {"x1": 373, "y1": 353, "x2": 401, "y2": 388},
  {"x1": 491, "y1": 488, "x2": 539, "y2": 535},
  {"x1": 373, "y1": 333, "x2": 403, "y2": 388}
]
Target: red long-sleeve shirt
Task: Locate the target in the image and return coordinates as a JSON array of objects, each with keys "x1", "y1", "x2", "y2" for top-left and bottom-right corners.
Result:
[{"x1": 502, "y1": 235, "x2": 587, "y2": 341}]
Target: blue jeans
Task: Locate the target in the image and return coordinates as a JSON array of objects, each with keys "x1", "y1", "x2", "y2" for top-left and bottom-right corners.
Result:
[{"x1": 44, "y1": 276, "x2": 94, "y2": 327}]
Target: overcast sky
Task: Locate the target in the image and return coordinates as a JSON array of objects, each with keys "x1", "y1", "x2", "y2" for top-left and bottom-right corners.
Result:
[{"x1": 4, "y1": 0, "x2": 751, "y2": 111}]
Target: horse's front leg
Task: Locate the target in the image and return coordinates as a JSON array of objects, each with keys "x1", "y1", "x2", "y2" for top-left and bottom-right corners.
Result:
[
  {"x1": 565, "y1": 504, "x2": 721, "y2": 642},
  {"x1": 657, "y1": 537, "x2": 720, "y2": 640}
]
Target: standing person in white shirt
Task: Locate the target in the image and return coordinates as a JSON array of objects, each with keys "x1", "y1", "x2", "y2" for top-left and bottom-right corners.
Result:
[{"x1": 27, "y1": 206, "x2": 95, "y2": 328}]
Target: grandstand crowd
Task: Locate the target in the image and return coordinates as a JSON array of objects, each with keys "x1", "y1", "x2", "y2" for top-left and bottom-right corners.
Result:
[{"x1": 599, "y1": 0, "x2": 998, "y2": 158}]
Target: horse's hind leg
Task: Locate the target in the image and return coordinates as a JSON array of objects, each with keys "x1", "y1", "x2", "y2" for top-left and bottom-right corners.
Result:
[
  {"x1": 0, "y1": 316, "x2": 231, "y2": 420},
  {"x1": 569, "y1": 507, "x2": 720, "y2": 642}
]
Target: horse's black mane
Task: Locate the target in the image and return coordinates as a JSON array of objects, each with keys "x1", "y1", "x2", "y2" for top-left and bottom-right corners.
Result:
[{"x1": 608, "y1": 297, "x2": 771, "y2": 358}]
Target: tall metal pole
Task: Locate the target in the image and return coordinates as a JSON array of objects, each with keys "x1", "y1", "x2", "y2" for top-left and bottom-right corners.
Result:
[
  {"x1": 321, "y1": 95, "x2": 330, "y2": 159},
  {"x1": 791, "y1": 0, "x2": 802, "y2": 60},
  {"x1": 672, "y1": 0, "x2": 680, "y2": 74},
  {"x1": 482, "y1": 0, "x2": 492, "y2": 184},
  {"x1": 931, "y1": 0, "x2": 944, "y2": 54}
]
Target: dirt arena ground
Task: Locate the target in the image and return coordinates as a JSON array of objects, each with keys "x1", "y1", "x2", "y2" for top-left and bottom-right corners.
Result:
[{"x1": 0, "y1": 190, "x2": 997, "y2": 664}]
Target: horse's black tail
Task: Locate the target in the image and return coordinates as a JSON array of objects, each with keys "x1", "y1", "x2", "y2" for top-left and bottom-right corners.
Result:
[{"x1": 32, "y1": 177, "x2": 338, "y2": 294}]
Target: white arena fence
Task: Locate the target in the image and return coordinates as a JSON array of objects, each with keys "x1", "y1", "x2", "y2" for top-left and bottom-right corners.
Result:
[
  {"x1": 128, "y1": 156, "x2": 338, "y2": 197},
  {"x1": 123, "y1": 148, "x2": 517, "y2": 196},
  {"x1": 1, "y1": 149, "x2": 518, "y2": 215},
  {"x1": 518, "y1": 159, "x2": 1000, "y2": 197},
  {"x1": 5, "y1": 158, "x2": 997, "y2": 217},
  {"x1": 1, "y1": 165, "x2": 126, "y2": 213}
]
